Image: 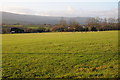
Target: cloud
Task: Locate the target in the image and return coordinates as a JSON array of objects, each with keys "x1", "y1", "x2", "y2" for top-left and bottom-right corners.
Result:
[
  {"x1": 2, "y1": 6, "x2": 37, "y2": 15},
  {"x1": 67, "y1": 6, "x2": 75, "y2": 12},
  {"x1": 36, "y1": 8, "x2": 118, "y2": 18},
  {"x1": 2, "y1": 6, "x2": 118, "y2": 18},
  {"x1": 87, "y1": 8, "x2": 118, "y2": 18}
]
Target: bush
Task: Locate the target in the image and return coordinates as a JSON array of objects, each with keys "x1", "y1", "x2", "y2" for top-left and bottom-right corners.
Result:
[{"x1": 2, "y1": 28, "x2": 11, "y2": 34}]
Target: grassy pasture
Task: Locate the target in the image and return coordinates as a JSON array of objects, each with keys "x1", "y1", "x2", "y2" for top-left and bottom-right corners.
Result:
[{"x1": 2, "y1": 31, "x2": 119, "y2": 78}]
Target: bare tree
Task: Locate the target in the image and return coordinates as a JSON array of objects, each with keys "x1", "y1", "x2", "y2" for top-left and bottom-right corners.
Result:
[
  {"x1": 86, "y1": 18, "x2": 96, "y2": 31},
  {"x1": 59, "y1": 17, "x2": 67, "y2": 28},
  {"x1": 69, "y1": 19, "x2": 80, "y2": 31}
]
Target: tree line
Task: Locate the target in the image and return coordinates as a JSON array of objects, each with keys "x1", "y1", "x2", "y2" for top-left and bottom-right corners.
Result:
[
  {"x1": 51, "y1": 17, "x2": 118, "y2": 32},
  {"x1": 2, "y1": 17, "x2": 119, "y2": 34}
]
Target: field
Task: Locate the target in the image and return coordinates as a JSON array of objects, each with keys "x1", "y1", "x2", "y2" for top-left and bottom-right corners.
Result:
[{"x1": 2, "y1": 31, "x2": 119, "y2": 78}]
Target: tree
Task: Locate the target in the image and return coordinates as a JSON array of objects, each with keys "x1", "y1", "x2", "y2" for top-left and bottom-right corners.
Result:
[
  {"x1": 87, "y1": 17, "x2": 103, "y2": 31},
  {"x1": 69, "y1": 19, "x2": 80, "y2": 31},
  {"x1": 50, "y1": 17, "x2": 67, "y2": 32},
  {"x1": 86, "y1": 18, "x2": 95, "y2": 31},
  {"x1": 59, "y1": 17, "x2": 67, "y2": 28}
]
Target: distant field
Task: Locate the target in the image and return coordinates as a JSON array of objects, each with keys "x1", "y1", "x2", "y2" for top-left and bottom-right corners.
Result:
[{"x1": 2, "y1": 31, "x2": 119, "y2": 78}]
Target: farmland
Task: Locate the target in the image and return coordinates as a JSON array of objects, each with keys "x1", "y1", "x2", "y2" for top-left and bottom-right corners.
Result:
[{"x1": 2, "y1": 31, "x2": 119, "y2": 78}]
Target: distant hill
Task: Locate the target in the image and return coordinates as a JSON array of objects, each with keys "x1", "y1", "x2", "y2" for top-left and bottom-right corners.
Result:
[{"x1": 2, "y1": 12, "x2": 90, "y2": 25}]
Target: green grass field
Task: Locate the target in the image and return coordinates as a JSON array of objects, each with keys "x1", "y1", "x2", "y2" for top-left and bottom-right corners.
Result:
[{"x1": 2, "y1": 31, "x2": 119, "y2": 78}]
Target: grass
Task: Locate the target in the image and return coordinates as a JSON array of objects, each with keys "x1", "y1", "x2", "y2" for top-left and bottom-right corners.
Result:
[{"x1": 2, "y1": 31, "x2": 119, "y2": 78}]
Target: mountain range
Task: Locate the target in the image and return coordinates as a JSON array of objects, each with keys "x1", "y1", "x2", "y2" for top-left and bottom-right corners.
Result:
[{"x1": 2, "y1": 12, "x2": 90, "y2": 25}]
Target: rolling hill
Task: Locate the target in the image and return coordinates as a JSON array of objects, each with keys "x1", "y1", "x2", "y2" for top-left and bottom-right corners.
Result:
[{"x1": 2, "y1": 12, "x2": 90, "y2": 25}]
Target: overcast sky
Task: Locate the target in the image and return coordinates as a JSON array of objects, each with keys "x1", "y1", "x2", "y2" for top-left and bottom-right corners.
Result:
[{"x1": 1, "y1": 0, "x2": 119, "y2": 18}]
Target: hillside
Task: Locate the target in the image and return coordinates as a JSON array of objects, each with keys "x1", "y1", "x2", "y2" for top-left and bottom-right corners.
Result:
[{"x1": 2, "y1": 12, "x2": 90, "y2": 25}]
